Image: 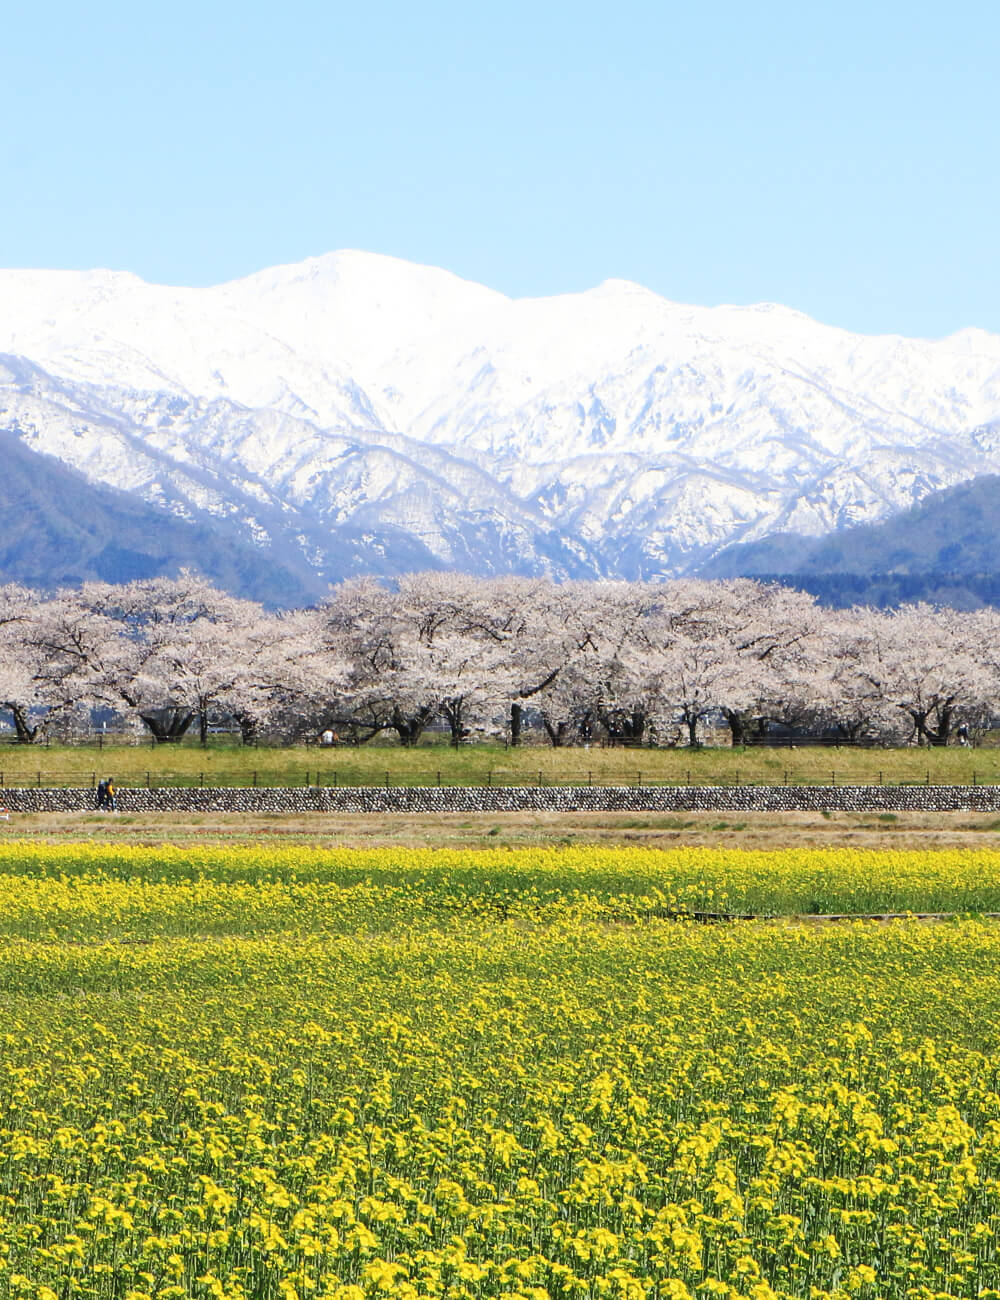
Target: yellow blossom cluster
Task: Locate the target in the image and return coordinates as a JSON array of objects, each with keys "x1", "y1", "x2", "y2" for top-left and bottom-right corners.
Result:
[
  {"x1": 1, "y1": 845, "x2": 1000, "y2": 1299},
  {"x1": 1, "y1": 842, "x2": 1000, "y2": 925}
]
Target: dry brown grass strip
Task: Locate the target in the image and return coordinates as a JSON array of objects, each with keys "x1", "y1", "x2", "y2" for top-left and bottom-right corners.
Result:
[{"x1": 1, "y1": 808, "x2": 1000, "y2": 850}]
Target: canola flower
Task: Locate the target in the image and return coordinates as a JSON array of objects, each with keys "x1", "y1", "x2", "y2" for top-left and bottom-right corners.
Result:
[
  {"x1": 1, "y1": 842, "x2": 1000, "y2": 923},
  {"x1": 1, "y1": 846, "x2": 1000, "y2": 1298}
]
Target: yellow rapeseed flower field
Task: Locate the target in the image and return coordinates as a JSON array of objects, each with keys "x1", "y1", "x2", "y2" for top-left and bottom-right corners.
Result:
[{"x1": 1, "y1": 844, "x2": 1000, "y2": 1299}]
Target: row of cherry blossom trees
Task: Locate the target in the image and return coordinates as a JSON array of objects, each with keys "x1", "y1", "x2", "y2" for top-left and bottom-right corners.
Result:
[{"x1": 0, "y1": 571, "x2": 996, "y2": 746}]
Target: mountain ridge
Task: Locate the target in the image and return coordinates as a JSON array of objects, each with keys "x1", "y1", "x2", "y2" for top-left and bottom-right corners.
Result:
[
  {"x1": 0, "y1": 425, "x2": 326, "y2": 604},
  {"x1": 704, "y1": 474, "x2": 1000, "y2": 608},
  {"x1": 1, "y1": 250, "x2": 999, "y2": 587}
]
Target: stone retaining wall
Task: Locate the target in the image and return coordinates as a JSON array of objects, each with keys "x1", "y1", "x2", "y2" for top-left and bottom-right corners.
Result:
[{"x1": 2, "y1": 785, "x2": 1000, "y2": 814}]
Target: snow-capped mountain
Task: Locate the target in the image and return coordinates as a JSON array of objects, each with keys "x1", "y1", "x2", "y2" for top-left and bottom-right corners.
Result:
[{"x1": 1, "y1": 249, "x2": 999, "y2": 586}]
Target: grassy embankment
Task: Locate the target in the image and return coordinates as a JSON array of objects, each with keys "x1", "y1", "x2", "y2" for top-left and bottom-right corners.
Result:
[
  {"x1": 4, "y1": 743, "x2": 1000, "y2": 851},
  {"x1": 1, "y1": 739, "x2": 999, "y2": 788}
]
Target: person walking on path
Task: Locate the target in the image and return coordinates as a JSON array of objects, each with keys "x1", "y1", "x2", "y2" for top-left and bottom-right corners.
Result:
[{"x1": 96, "y1": 778, "x2": 117, "y2": 811}]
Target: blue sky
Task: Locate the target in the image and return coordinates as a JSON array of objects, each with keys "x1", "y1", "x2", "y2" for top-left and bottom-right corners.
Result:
[{"x1": 4, "y1": 0, "x2": 998, "y2": 338}]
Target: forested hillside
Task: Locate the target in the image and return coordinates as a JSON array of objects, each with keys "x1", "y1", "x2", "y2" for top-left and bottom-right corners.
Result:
[{"x1": 703, "y1": 474, "x2": 1000, "y2": 608}]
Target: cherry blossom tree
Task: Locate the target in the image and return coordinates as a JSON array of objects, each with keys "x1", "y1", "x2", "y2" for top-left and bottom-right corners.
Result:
[
  {"x1": 317, "y1": 578, "x2": 441, "y2": 746},
  {"x1": 0, "y1": 570, "x2": 994, "y2": 751},
  {"x1": 568, "y1": 582, "x2": 664, "y2": 746},
  {"x1": 964, "y1": 607, "x2": 1000, "y2": 739},
  {"x1": 697, "y1": 580, "x2": 825, "y2": 745},
  {"x1": 642, "y1": 582, "x2": 742, "y2": 747},
  {"x1": 812, "y1": 608, "x2": 907, "y2": 742},
  {"x1": 449, "y1": 576, "x2": 571, "y2": 745},
  {"x1": 874, "y1": 603, "x2": 986, "y2": 746},
  {"x1": 0, "y1": 584, "x2": 54, "y2": 743},
  {"x1": 33, "y1": 575, "x2": 277, "y2": 743}
]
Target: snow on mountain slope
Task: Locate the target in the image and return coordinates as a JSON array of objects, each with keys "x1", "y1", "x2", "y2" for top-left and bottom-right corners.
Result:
[
  {"x1": 1, "y1": 250, "x2": 999, "y2": 583},
  {"x1": 0, "y1": 352, "x2": 598, "y2": 583}
]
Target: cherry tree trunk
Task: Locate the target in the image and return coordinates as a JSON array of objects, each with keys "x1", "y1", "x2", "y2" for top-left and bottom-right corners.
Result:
[
  {"x1": 5, "y1": 704, "x2": 39, "y2": 744},
  {"x1": 390, "y1": 707, "x2": 434, "y2": 748},
  {"x1": 139, "y1": 708, "x2": 196, "y2": 743},
  {"x1": 440, "y1": 700, "x2": 465, "y2": 747},
  {"x1": 236, "y1": 714, "x2": 258, "y2": 746},
  {"x1": 722, "y1": 708, "x2": 751, "y2": 747},
  {"x1": 542, "y1": 718, "x2": 570, "y2": 747}
]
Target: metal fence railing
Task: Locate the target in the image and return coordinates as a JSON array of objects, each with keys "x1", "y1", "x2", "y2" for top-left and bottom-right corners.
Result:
[{"x1": 2, "y1": 768, "x2": 1000, "y2": 790}]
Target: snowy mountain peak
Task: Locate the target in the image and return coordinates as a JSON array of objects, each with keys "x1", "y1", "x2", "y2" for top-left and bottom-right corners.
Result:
[
  {"x1": 224, "y1": 247, "x2": 508, "y2": 306},
  {"x1": 0, "y1": 250, "x2": 999, "y2": 589},
  {"x1": 591, "y1": 277, "x2": 664, "y2": 299}
]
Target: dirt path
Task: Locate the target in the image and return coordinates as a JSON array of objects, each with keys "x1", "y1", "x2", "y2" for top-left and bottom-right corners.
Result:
[{"x1": 1, "y1": 808, "x2": 999, "y2": 849}]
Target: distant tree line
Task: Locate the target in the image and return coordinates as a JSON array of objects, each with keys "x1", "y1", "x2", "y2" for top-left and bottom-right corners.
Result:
[
  {"x1": 0, "y1": 572, "x2": 997, "y2": 747},
  {"x1": 756, "y1": 570, "x2": 1000, "y2": 611}
]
